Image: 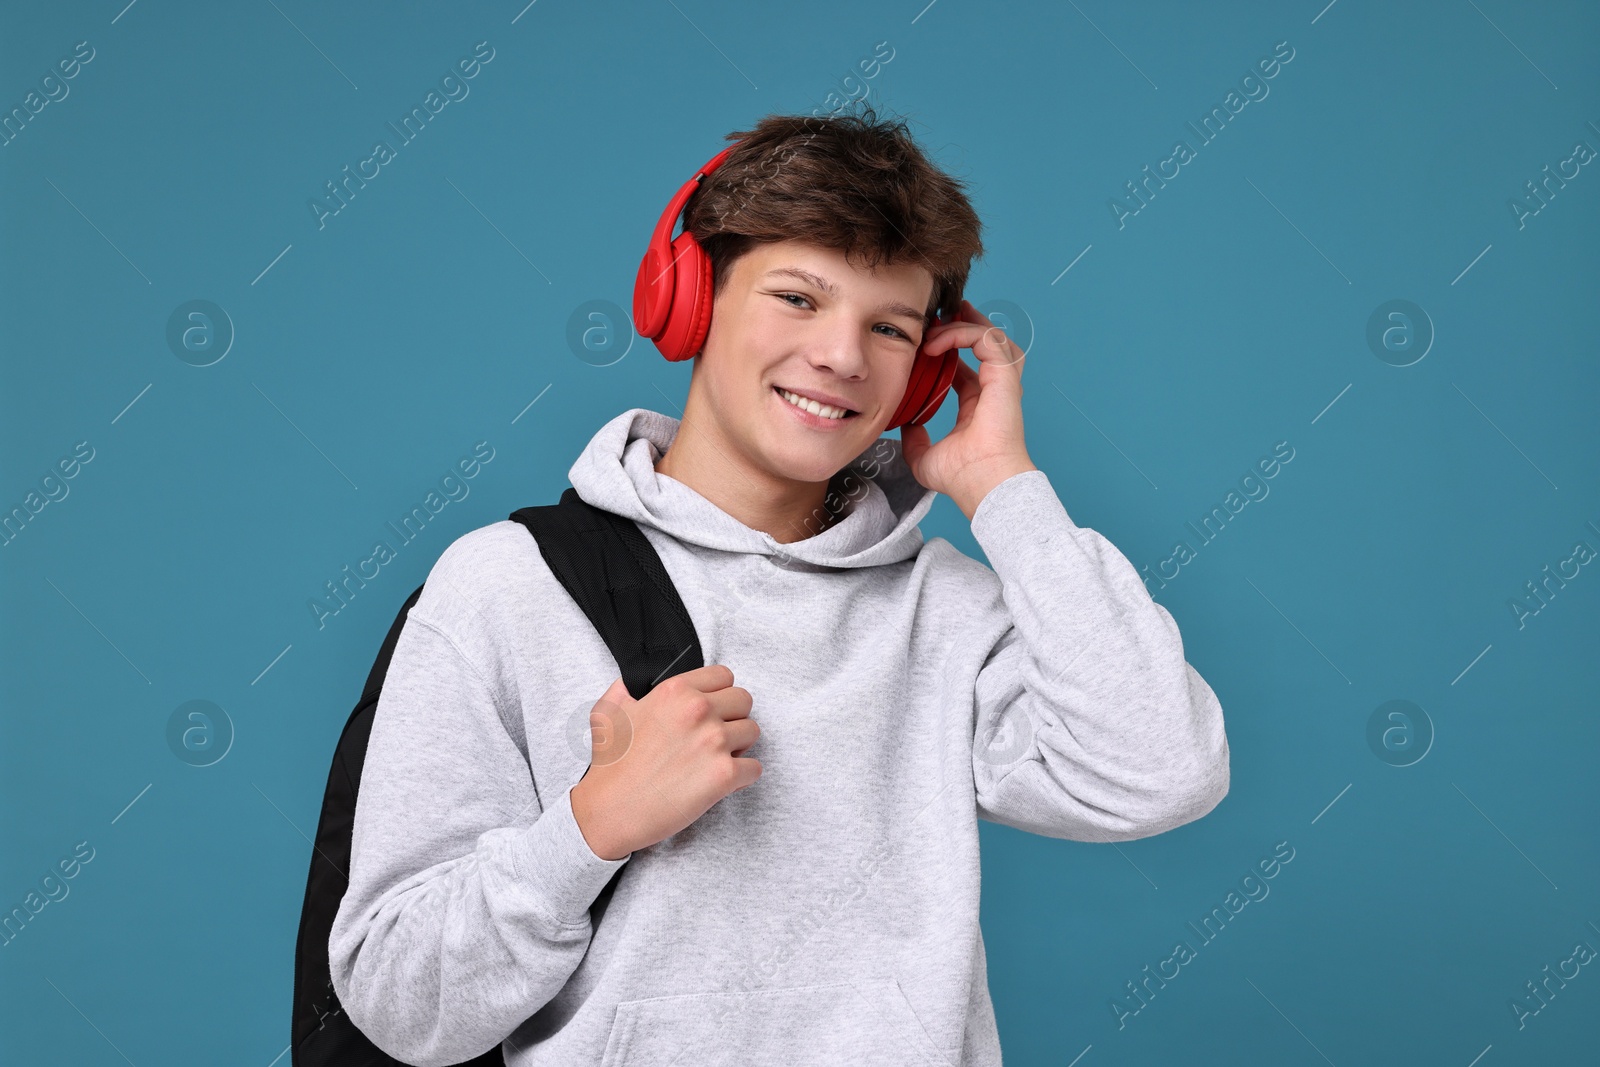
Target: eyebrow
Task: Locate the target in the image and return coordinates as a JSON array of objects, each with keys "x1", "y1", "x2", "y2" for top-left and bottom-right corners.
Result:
[{"x1": 762, "y1": 267, "x2": 929, "y2": 323}]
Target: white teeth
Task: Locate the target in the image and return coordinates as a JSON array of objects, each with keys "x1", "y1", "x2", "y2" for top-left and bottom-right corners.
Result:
[{"x1": 778, "y1": 388, "x2": 850, "y2": 420}]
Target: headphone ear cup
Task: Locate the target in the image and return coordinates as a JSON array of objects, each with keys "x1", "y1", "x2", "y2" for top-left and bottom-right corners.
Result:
[
  {"x1": 887, "y1": 350, "x2": 937, "y2": 430},
  {"x1": 890, "y1": 347, "x2": 961, "y2": 430},
  {"x1": 654, "y1": 230, "x2": 713, "y2": 362},
  {"x1": 682, "y1": 237, "x2": 715, "y2": 358},
  {"x1": 919, "y1": 348, "x2": 961, "y2": 424},
  {"x1": 633, "y1": 244, "x2": 673, "y2": 342}
]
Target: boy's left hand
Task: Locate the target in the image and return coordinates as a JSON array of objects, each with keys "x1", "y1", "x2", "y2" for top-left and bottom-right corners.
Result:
[{"x1": 899, "y1": 299, "x2": 1037, "y2": 521}]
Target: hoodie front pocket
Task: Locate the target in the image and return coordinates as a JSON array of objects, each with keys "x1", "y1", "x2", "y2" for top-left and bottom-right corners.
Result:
[{"x1": 597, "y1": 975, "x2": 951, "y2": 1067}]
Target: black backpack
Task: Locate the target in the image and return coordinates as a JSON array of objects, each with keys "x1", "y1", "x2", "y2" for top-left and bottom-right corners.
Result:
[{"x1": 291, "y1": 487, "x2": 705, "y2": 1066}]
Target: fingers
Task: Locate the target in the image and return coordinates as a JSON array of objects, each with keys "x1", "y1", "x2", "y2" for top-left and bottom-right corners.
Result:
[
  {"x1": 670, "y1": 665, "x2": 754, "y2": 720},
  {"x1": 965, "y1": 300, "x2": 1024, "y2": 372},
  {"x1": 676, "y1": 663, "x2": 736, "y2": 691},
  {"x1": 923, "y1": 312, "x2": 1021, "y2": 370},
  {"x1": 725, "y1": 716, "x2": 761, "y2": 756},
  {"x1": 708, "y1": 684, "x2": 755, "y2": 721}
]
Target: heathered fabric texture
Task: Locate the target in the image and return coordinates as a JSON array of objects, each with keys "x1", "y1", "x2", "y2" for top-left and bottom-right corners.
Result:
[{"x1": 329, "y1": 407, "x2": 1230, "y2": 1067}]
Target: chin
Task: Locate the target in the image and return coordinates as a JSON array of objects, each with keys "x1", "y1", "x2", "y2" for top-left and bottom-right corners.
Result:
[
  {"x1": 752, "y1": 392, "x2": 878, "y2": 482},
  {"x1": 759, "y1": 437, "x2": 855, "y2": 484},
  {"x1": 772, "y1": 451, "x2": 847, "y2": 485}
]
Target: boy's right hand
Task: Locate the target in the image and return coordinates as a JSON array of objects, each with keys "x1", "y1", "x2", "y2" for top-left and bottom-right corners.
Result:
[{"x1": 569, "y1": 664, "x2": 760, "y2": 861}]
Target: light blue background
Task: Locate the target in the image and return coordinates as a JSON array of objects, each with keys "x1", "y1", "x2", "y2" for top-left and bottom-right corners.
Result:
[{"x1": 3, "y1": 1, "x2": 1597, "y2": 1064}]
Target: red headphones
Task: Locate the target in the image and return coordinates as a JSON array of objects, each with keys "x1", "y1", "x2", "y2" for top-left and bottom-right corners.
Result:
[{"x1": 632, "y1": 146, "x2": 960, "y2": 430}]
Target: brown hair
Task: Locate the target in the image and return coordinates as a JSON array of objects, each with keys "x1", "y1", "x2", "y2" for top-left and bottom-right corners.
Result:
[{"x1": 681, "y1": 104, "x2": 985, "y2": 329}]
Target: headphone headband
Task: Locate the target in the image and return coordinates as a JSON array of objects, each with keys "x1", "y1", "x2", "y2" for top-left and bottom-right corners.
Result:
[{"x1": 646, "y1": 146, "x2": 733, "y2": 265}]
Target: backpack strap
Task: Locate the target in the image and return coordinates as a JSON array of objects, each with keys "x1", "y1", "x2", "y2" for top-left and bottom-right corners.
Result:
[
  {"x1": 291, "y1": 491, "x2": 701, "y2": 1067},
  {"x1": 509, "y1": 487, "x2": 704, "y2": 700}
]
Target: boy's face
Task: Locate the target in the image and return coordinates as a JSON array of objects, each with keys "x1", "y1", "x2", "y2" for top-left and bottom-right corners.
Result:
[{"x1": 687, "y1": 238, "x2": 935, "y2": 487}]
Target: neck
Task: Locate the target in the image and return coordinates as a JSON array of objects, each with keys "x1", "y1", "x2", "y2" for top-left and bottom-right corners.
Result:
[{"x1": 652, "y1": 397, "x2": 843, "y2": 545}]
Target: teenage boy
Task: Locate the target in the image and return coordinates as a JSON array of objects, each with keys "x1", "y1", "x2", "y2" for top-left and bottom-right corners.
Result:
[{"x1": 330, "y1": 108, "x2": 1230, "y2": 1067}]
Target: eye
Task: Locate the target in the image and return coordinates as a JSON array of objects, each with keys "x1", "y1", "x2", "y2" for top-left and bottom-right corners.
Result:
[{"x1": 775, "y1": 293, "x2": 913, "y2": 342}]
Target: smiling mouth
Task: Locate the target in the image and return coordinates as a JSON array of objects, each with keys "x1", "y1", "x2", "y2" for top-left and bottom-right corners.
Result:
[{"x1": 773, "y1": 386, "x2": 859, "y2": 420}]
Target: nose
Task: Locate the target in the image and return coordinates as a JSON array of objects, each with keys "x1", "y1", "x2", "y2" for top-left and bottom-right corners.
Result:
[{"x1": 806, "y1": 316, "x2": 871, "y2": 382}]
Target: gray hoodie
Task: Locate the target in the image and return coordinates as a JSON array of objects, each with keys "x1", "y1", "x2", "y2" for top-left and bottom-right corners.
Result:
[{"x1": 329, "y1": 407, "x2": 1230, "y2": 1067}]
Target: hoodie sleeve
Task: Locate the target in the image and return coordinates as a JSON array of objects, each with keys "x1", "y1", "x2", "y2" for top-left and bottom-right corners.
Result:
[
  {"x1": 328, "y1": 585, "x2": 629, "y2": 1066},
  {"x1": 965, "y1": 470, "x2": 1230, "y2": 843}
]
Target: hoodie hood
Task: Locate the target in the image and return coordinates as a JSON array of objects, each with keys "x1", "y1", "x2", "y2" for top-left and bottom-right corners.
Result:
[{"x1": 567, "y1": 407, "x2": 936, "y2": 570}]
